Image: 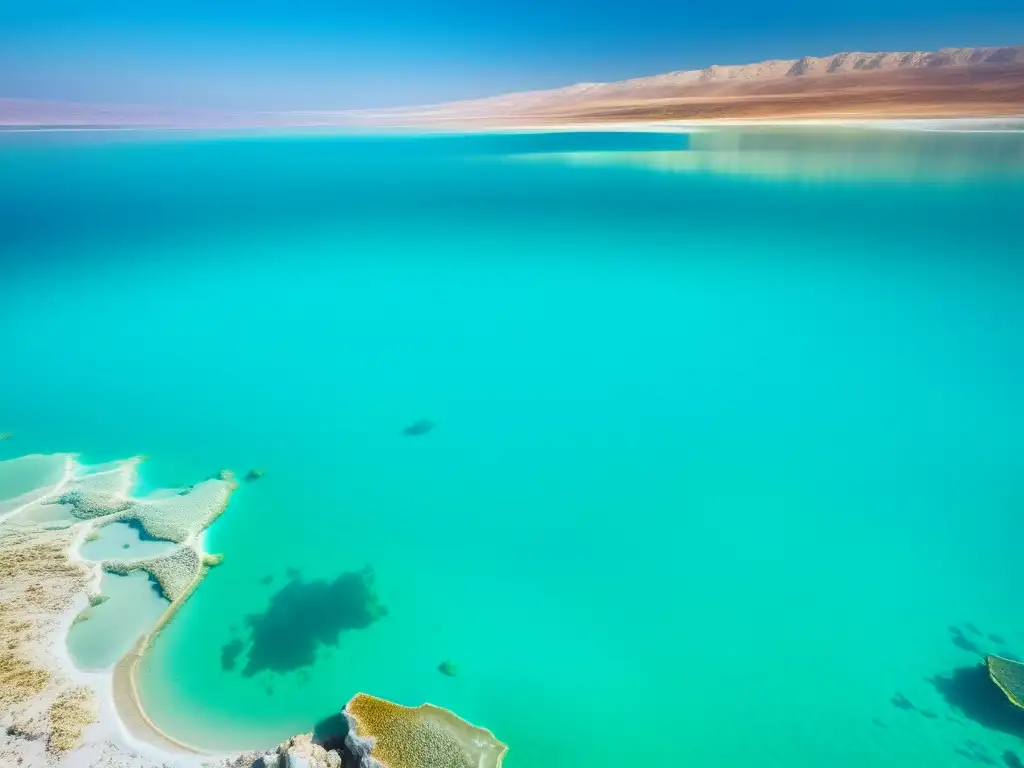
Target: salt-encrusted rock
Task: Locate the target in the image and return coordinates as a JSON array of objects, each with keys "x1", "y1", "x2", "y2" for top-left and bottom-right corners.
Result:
[
  {"x1": 344, "y1": 692, "x2": 507, "y2": 768},
  {"x1": 266, "y1": 732, "x2": 342, "y2": 768},
  {"x1": 104, "y1": 544, "x2": 201, "y2": 601}
]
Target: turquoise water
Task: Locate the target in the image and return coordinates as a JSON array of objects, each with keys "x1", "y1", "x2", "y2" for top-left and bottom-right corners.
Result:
[
  {"x1": 79, "y1": 520, "x2": 176, "y2": 561},
  {"x1": 2, "y1": 129, "x2": 1024, "y2": 766}
]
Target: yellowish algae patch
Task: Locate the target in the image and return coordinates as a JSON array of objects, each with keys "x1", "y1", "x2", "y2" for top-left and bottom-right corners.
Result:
[
  {"x1": 986, "y1": 655, "x2": 1024, "y2": 708},
  {"x1": 47, "y1": 686, "x2": 97, "y2": 754},
  {"x1": 344, "y1": 693, "x2": 508, "y2": 768}
]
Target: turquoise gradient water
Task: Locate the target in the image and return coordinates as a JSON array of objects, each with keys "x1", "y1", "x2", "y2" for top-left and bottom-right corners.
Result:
[{"x1": 2, "y1": 129, "x2": 1024, "y2": 767}]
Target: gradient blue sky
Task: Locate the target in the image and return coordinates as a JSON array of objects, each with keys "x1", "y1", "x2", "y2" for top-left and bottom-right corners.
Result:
[{"x1": 1, "y1": 0, "x2": 1023, "y2": 110}]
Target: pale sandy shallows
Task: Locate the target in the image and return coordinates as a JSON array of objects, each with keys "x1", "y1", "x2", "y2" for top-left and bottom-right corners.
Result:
[{"x1": 0, "y1": 452, "x2": 258, "y2": 768}]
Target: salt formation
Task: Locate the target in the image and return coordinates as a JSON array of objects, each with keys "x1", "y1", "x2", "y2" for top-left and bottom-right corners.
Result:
[
  {"x1": 253, "y1": 732, "x2": 344, "y2": 768},
  {"x1": 343, "y1": 693, "x2": 508, "y2": 768},
  {"x1": 59, "y1": 463, "x2": 235, "y2": 544},
  {"x1": 105, "y1": 545, "x2": 204, "y2": 601},
  {"x1": 238, "y1": 694, "x2": 508, "y2": 768},
  {"x1": 55, "y1": 460, "x2": 235, "y2": 602},
  {"x1": 0, "y1": 520, "x2": 95, "y2": 762},
  {"x1": 0, "y1": 452, "x2": 238, "y2": 766},
  {"x1": 2, "y1": 452, "x2": 510, "y2": 768}
]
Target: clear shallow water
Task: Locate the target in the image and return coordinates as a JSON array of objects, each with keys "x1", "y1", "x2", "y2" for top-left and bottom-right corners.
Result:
[
  {"x1": 0, "y1": 454, "x2": 66, "y2": 515},
  {"x1": 67, "y1": 571, "x2": 170, "y2": 670},
  {"x1": 2, "y1": 129, "x2": 1024, "y2": 766},
  {"x1": 79, "y1": 520, "x2": 176, "y2": 561}
]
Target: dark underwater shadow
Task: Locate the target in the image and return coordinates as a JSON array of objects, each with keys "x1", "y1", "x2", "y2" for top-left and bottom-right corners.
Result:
[
  {"x1": 930, "y1": 664, "x2": 1024, "y2": 740},
  {"x1": 312, "y1": 711, "x2": 350, "y2": 753},
  {"x1": 221, "y1": 565, "x2": 388, "y2": 678}
]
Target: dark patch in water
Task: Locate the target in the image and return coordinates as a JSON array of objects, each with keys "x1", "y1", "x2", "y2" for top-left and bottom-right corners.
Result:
[
  {"x1": 122, "y1": 543, "x2": 130, "y2": 549},
  {"x1": 237, "y1": 565, "x2": 387, "y2": 677},
  {"x1": 402, "y1": 419, "x2": 435, "y2": 437},
  {"x1": 930, "y1": 664, "x2": 1024, "y2": 739},
  {"x1": 286, "y1": 567, "x2": 301, "y2": 580},
  {"x1": 952, "y1": 626, "x2": 986, "y2": 655},
  {"x1": 1004, "y1": 749, "x2": 1024, "y2": 768},
  {"x1": 966, "y1": 623, "x2": 983, "y2": 636},
  {"x1": 872, "y1": 717, "x2": 887, "y2": 728},
  {"x1": 125, "y1": 518, "x2": 169, "y2": 543},
  {"x1": 265, "y1": 685, "x2": 274, "y2": 696},
  {"x1": 959, "y1": 747, "x2": 980, "y2": 761},
  {"x1": 921, "y1": 709, "x2": 939, "y2": 719},
  {"x1": 313, "y1": 712, "x2": 350, "y2": 755},
  {"x1": 968, "y1": 740, "x2": 996, "y2": 765},
  {"x1": 220, "y1": 638, "x2": 243, "y2": 671},
  {"x1": 991, "y1": 634, "x2": 1007, "y2": 645},
  {"x1": 891, "y1": 692, "x2": 915, "y2": 710},
  {"x1": 260, "y1": 574, "x2": 273, "y2": 586}
]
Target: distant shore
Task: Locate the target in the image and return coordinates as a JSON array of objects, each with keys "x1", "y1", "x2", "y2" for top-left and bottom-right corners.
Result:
[{"x1": 2, "y1": 115, "x2": 1023, "y2": 136}]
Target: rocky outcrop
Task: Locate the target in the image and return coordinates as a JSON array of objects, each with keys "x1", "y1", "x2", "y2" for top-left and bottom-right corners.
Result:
[
  {"x1": 238, "y1": 694, "x2": 507, "y2": 768},
  {"x1": 987, "y1": 655, "x2": 1024, "y2": 708},
  {"x1": 256, "y1": 733, "x2": 344, "y2": 768},
  {"x1": 343, "y1": 693, "x2": 507, "y2": 768}
]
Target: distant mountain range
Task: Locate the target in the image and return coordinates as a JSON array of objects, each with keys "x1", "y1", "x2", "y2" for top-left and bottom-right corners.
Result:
[
  {"x1": 398, "y1": 45, "x2": 1024, "y2": 124},
  {"x1": 3, "y1": 45, "x2": 1023, "y2": 128}
]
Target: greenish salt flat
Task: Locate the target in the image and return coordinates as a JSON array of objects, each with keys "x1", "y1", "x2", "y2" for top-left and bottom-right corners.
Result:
[{"x1": 1, "y1": 128, "x2": 1023, "y2": 767}]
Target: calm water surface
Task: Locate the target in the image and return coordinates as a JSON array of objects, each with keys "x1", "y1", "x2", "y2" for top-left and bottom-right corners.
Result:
[{"x1": 2, "y1": 129, "x2": 1024, "y2": 767}]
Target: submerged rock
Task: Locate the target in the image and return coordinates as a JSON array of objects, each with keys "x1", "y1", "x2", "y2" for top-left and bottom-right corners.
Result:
[
  {"x1": 246, "y1": 468, "x2": 266, "y2": 482},
  {"x1": 950, "y1": 625, "x2": 985, "y2": 655},
  {"x1": 401, "y1": 419, "x2": 435, "y2": 437},
  {"x1": 437, "y1": 660, "x2": 458, "y2": 678},
  {"x1": 988, "y1": 655, "x2": 1024, "y2": 708},
  {"x1": 890, "y1": 692, "x2": 915, "y2": 710},
  {"x1": 260, "y1": 732, "x2": 343, "y2": 768},
  {"x1": 344, "y1": 692, "x2": 507, "y2": 768}
]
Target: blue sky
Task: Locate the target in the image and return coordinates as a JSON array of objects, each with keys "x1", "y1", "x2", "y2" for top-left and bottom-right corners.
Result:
[{"x1": 1, "y1": 0, "x2": 1023, "y2": 109}]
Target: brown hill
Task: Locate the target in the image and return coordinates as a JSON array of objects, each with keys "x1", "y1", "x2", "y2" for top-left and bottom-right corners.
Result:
[{"x1": 396, "y1": 45, "x2": 1024, "y2": 125}]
